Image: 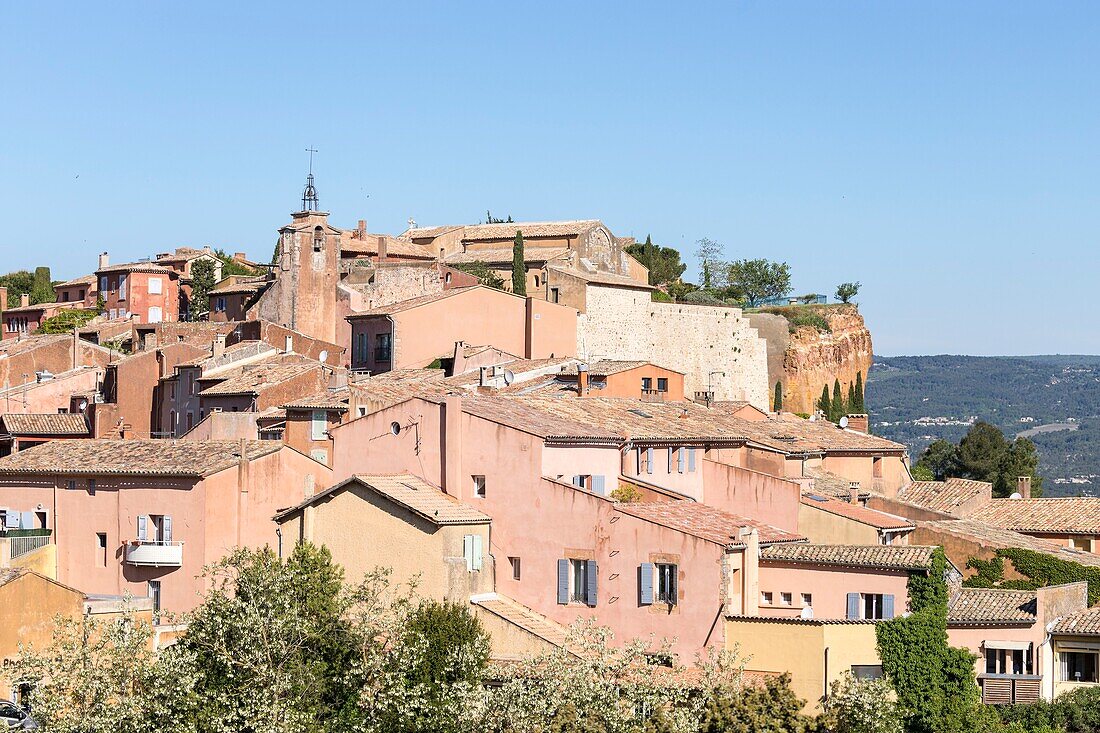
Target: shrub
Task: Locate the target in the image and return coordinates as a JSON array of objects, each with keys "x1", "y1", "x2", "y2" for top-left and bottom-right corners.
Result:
[
  {"x1": 787, "y1": 312, "x2": 831, "y2": 333},
  {"x1": 37, "y1": 308, "x2": 99, "y2": 334},
  {"x1": 611, "y1": 484, "x2": 642, "y2": 503},
  {"x1": 681, "y1": 289, "x2": 724, "y2": 305},
  {"x1": 651, "y1": 289, "x2": 673, "y2": 303}
]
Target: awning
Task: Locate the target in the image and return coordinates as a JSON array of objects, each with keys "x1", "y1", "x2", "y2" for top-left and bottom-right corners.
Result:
[{"x1": 983, "y1": 641, "x2": 1032, "y2": 651}]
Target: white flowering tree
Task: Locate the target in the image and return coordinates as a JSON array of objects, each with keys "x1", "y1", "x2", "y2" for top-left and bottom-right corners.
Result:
[{"x1": 820, "y1": 672, "x2": 903, "y2": 733}]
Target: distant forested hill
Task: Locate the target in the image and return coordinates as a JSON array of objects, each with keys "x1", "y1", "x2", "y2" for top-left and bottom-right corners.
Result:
[{"x1": 867, "y1": 355, "x2": 1100, "y2": 496}]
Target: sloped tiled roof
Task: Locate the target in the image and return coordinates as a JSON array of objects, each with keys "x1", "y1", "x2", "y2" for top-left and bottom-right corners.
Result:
[
  {"x1": 722, "y1": 412, "x2": 907, "y2": 453},
  {"x1": 1050, "y1": 607, "x2": 1100, "y2": 635},
  {"x1": 1, "y1": 301, "x2": 73, "y2": 313},
  {"x1": 760, "y1": 543, "x2": 936, "y2": 571},
  {"x1": 947, "y1": 587, "x2": 1037, "y2": 625},
  {"x1": 558, "y1": 360, "x2": 675, "y2": 377},
  {"x1": 96, "y1": 262, "x2": 176, "y2": 275},
  {"x1": 340, "y1": 233, "x2": 436, "y2": 260},
  {"x1": 800, "y1": 494, "x2": 914, "y2": 530},
  {"x1": 471, "y1": 593, "x2": 569, "y2": 650},
  {"x1": 0, "y1": 439, "x2": 281, "y2": 477},
  {"x1": 402, "y1": 220, "x2": 601, "y2": 241},
  {"x1": 445, "y1": 247, "x2": 572, "y2": 266},
  {"x1": 275, "y1": 474, "x2": 490, "y2": 526},
  {"x1": 199, "y1": 360, "x2": 318, "y2": 397},
  {"x1": 614, "y1": 501, "x2": 804, "y2": 546},
  {"x1": 283, "y1": 388, "x2": 349, "y2": 411},
  {"x1": 898, "y1": 478, "x2": 992, "y2": 516},
  {"x1": 917, "y1": 519, "x2": 1100, "y2": 567},
  {"x1": 970, "y1": 498, "x2": 1100, "y2": 536},
  {"x1": 210, "y1": 276, "x2": 270, "y2": 295},
  {"x1": 55, "y1": 274, "x2": 96, "y2": 288},
  {"x1": 547, "y1": 266, "x2": 653, "y2": 290},
  {"x1": 347, "y1": 286, "x2": 480, "y2": 317},
  {"x1": 1, "y1": 413, "x2": 89, "y2": 436}
]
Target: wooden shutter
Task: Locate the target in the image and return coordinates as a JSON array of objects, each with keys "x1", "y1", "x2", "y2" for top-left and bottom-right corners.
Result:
[
  {"x1": 586, "y1": 560, "x2": 598, "y2": 606},
  {"x1": 163, "y1": 516, "x2": 173, "y2": 543},
  {"x1": 137, "y1": 515, "x2": 148, "y2": 542},
  {"x1": 592, "y1": 475, "x2": 606, "y2": 495},
  {"x1": 646, "y1": 448, "x2": 654, "y2": 475},
  {"x1": 472, "y1": 534, "x2": 483, "y2": 571},
  {"x1": 883, "y1": 594, "x2": 895, "y2": 620},
  {"x1": 677, "y1": 448, "x2": 685, "y2": 473},
  {"x1": 639, "y1": 563, "x2": 654, "y2": 605},
  {"x1": 557, "y1": 559, "x2": 569, "y2": 604},
  {"x1": 687, "y1": 448, "x2": 696, "y2": 472},
  {"x1": 846, "y1": 592, "x2": 860, "y2": 620}
]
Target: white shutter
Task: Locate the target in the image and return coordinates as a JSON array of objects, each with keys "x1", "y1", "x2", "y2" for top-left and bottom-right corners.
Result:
[
  {"x1": 137, "y1": 515, "x2": 148, "y2": 542},
  {"x1": 162, "y1": 516, "x2": 173, "y2": 543}
]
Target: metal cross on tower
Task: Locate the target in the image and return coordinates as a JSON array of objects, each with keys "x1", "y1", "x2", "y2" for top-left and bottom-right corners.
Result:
[{"x1": 301, "y1": 147, "x2": 320, "y2": 211}]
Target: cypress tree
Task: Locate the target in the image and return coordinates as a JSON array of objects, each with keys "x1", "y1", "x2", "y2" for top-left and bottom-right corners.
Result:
[
  {"x1": 854, "y1": 371, "x2": 865, "y2": 412},
  {"x1": 773, "y1": 381, "x2": 783, "y2": 412},
  {"x1": 817, "y1": 386, "x2": 831, "y2": 416},
  {"x1": 830, "y1": 378, "x2": 845, "y2": 422},
  {"x1": 512, "y1": 230, "x2": 526, "y2": 296},
  {"x1": 847, "y1": 382, "x2": 856, "y2": 412},
  {"x1": 31, "y1": 266, "x2": 53, "y2": 305}
]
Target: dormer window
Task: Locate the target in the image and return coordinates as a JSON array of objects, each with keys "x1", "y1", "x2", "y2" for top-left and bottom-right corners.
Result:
[{"x1": 313, "y1": 226, "x2": 324, "y2": 253}]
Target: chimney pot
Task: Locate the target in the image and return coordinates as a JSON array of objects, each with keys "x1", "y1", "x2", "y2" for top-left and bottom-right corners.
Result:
[
  {"x1": 845, "y1": 414, "x2": 869, "y2": 433},
  {"x1": 1018, "y1": 476, "x2": 1032, "y2": 499},
  {"x1": 577, "y1": 363, "x2": 590, "y2": 397},
  {"x1": 99, "y1": 252, "x2": 109, "y2": 270},
  {"x1": 19, "y1": 293, "x2": 29, "y2": 308},
  {"x1": 212, "y1": 333, "x2": 226, "y2": 359},
  {"x1": 848, "y1": 481, "x2": 861, "y2": 504},
  {"x1": 377, "y1": 235, "x2": 387, "y2": 262},
  {"x1": 233, "y1": 252, "x2": 247, "y2": 261}
]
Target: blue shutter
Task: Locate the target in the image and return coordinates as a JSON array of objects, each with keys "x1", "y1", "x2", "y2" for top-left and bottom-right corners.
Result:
[
  {"x1": 572, "y1": 475, "x2": 585, "y2": 488},
  {"x1": 646, "y1": 448, "x2": 654, "y2": 475},
  {"x1": 883, "y1": 594, "x2": 895, "y2": 620},
  {"x1": 687, "y1": 448, "x2": 697, "y2": 472},
  {"x1": 639, "y1": 563, "x2": 654, "y2": 605},
  {"x1": 592, "y1": 475, "x2": 606, "y2": 495},
  {"x1": 557, "y1": 559, "x2": 569, "y2": 604},
  {"x1": 667, "y1": 448, "x2": 673, "y2": 472},
  {"x1": 3, "y1": 511, "x2": 16, "y2": 529},
  {"x1": 19, "y1": 511, "x2": 33, "y2": 530},
  {"x1": 677, "y1": 448, "x2": 685, "y2": 473},
  {"x1": 586, "y1": 560, "x2": 598, "y2": 606},
  {"x1": 846, "y1": 593, "x2": 860, "y2": 620}
]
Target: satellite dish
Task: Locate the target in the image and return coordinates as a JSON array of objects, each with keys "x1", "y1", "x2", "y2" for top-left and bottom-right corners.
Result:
[
  {"x1": 503, "y1": 370, "x2": 515, "y2": 386},
  {"x1": 800, "y1": 606, "x2": 814, "y2": 619},
  {"x1": 78, "y1": 400, "x2": 88, "y2": 411},
  {"x1": 839, "y1": 416, "x2": 849, "y2": 428},
  {"x1": 390, "y1": 421, "x2": 402, "y2": 436},
  {"x1": 318, "y1": 349, "x2": 329, "y2": 362},
  {"x1": 1009, "y1": 492, "x2": 1023, "y2": 500}
]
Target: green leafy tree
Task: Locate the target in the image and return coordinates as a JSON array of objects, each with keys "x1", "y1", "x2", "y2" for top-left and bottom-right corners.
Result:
[
  {"x1": 836, "y1": 281, "x2": 861, "y2": 304},
  {"x1": 820, "y1": 672, "x2": 903, "y2": 733},
  {"x1": 853, "y1": 371, "x2": 865, "y2": 412},
  {"x1": 957, "y1": 421, "x2": 1007, "y2": 485},
  {"x1": 484, "y1": 211, "x2": 513, "y2": 224},
  {"x1": 667, "y1": 281, "x2": 698, "y2": 302},
  {"x1": 31, "y1": 266, "x2": 54, "y2": 304},
  {"x1": 512, "y1": 230, "x2": 527, "y2": 296},
  {"x1": 699, "y1": 673, "x2": 814, "y2": 733},
  {"x1": 818, "y1": 385, "x2": 832, "y2": 416},
  {"x1": 910, "y1": 463, "x2": 935, "y2": 481},
  {"x1": 188, "y1": 259, "x2": 217, "y2": 321},
  {"x1": 830, "y1": 378, "x2": 846, "y2": 422},
  {"x1": 452, "y1": 261, "x2": 505, "y2": 290},
  {"x1": 37, "y1": 308, "x2": 99, "y2": 334},
  {"x1": 214, "y1": 249, "x2": 262, "y2": 277},
  {"x1": 694, "y1": 237, "x2": 725, "y2": 289},
  {"x1": 626, "y1": 236, "x2": 688, "y2": 286},
  {"x1": 774, "y1": 381, "x2": 783, "y2": 412},
  {"x1": 914, "y1": 439, "x2": 960, "y2": 481},
  {"x1": 726, "y1": 259, "x2": 792, "y2": 307},
  {"x1": 0, "y1": 270, "x2": 35, "y2": 307},
  {"x1": 999, "y1": 437, "x2": 1043, "y2": 497}
]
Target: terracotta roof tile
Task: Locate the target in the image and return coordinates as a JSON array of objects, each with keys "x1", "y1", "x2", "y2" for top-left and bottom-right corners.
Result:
[
  {"x1": 198, "y1": 359, "x2": 318, "y2": 397},
  {"x1": 96, "y1": 262, "x2": 177, "y2": 275},
  {"x1": 970, "y1": 498, "x2": 1100, "y2": 535},
  {"x1": 947, "y1": 587, "x2": 1037, "y2": 625},
  {"x1": 471, "y1": 593, "x2": 569, "y2": 650},
  {"x1": 445, "y1": 247, "x2": 572, "y2": 266},
  {"x1": 1, "y1": 413, "x2": 90, "y2": 436},
  {"x1": 614, "y1": 501, "x2": 804, "y2": 546},
  {"x1": 547, "y1": 266, "x2": 653, "y2": 289},
  {"x1": 283, "y1": 388, "x2": 349, "y2": 411},
  {"x1": 760, "y1": 543, "x2": 936, "y2": 571},
  {"x1": 55, "y1": 274, "x2": 96, "y2": 288},
  {"x1": 721, "y1": 411, "x2": 907, "y2": 453},
  {"x1": 917, "y1": 519, "x2": 1100, "y2": 567},
  {"x1": 1050, "y1": 607, "x2": 1100, "y2": 635},
  {"x1": 800, "y1": 494, "x2": 914, "y2": 530},
  {"x1": 276, "y1": 474, "x2": 490, "y2": 526},
  {"x1": 402, "y1": 220, "x2": 601, "y2": 242},
  {"x1": 347, "y1": 286, "x2": 480, "y2": 317},
  {"x1": 558, "y1": 360, "x2": 675, "y2": 377},
  {"x1": 898, "y1": 478, "x2": 992, "y2": 516},
  {"x1": 0, "y1": 439, "x2": 280, "y2": 477}
]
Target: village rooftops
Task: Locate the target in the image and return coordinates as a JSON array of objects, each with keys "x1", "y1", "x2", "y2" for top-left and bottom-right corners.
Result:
[
  {"x1": 1049, "y1": 607, "x2": 1100, "y2": 636},
  {"x1": 614, "y1": 501, "x2": 804, "y2": 547},
  {"x1": 346, "y1": 286, "x2": 481, "y2": 318},
  {"x1": 760, "y1": 543, "x2": 936, "y2": 572},
  {"x1": 0, "y1": 439, "x2": 280, "y2": 477},
  {"x1": 282, "y1": 387, "x2": 349, "y2": 411},
  {"x1": 0, "y1": 413, "x2": 90, "y2": 436},
  {"x1": 95, "y1": 261, "x2": 178, "y2": 275},
  {"x1": 917, "y1": 518, "x2": 1100, "y2": 567},
  {"x1": 445, "y1": 247, "x2": 572, "y2": 266},
  {"x1": 897, "y1": 478, "x2": 993, "y2": 516},
  {"x1": 557, "y1": 360, "x2": 681, "y2": 377},
  {"x1": 274, "y1": 474, "x2": 491, "y2": 526},
  {"x1": 340, "y1": 235, "x2": 435, "y2": 260},
  {"x1": 969, "y1": 497, "x2": 1100, "y2": 536},
  {"x1": 546, "y1": 265, "x2": 653, "y2": 290},
  {"x1": 0, "y1": 334, "x2": 78, "y2": 357},
  {"x1": 721, "y1": 410, "x2": 908, "y2": 454},
  {"x1": 209, "y1": 276, "x2": 271, "y2": 295},
  {"x1": 800, "y1": 494, "x2": 915, "y2": 531},
  {"x1": 947, "y1": 587, "x2": 1037, "y2": 625},
  {"x1": 55, "y1": 274, "x2": 96, "y2": 288},
  {"x1": 1, "y1": 300, "x2": 78, "y2": 313},
  {"x1": 401, "y1": 219, "x2": 603, "y2": 241},
  {"x1": 198, "y1": 359, "x2": 320, "y2": 397}
]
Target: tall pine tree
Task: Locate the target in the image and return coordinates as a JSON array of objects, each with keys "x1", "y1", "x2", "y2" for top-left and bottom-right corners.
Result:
[
  {"x1": 817, "y1": 386, "x2": 831, "y2": 416},
  {"x1": 853, "y1": 371, "x2": 865, "y2": 412},
  {"x1": 830, "y1": 378, "x2": 845, "y2": 422},
  {"x1": 847, "y1": 382, "x2": 856, "y2": 413},
  {"x1": 512, "y1": 230, "x2": 526, "y2": 296}
]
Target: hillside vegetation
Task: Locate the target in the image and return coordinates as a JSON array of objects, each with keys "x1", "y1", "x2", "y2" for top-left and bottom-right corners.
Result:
[{"x1": 868, "y1": 355, "x2": 1100, "y2": 496}]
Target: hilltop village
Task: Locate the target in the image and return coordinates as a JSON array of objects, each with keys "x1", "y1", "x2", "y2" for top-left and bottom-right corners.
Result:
[{"x1": 2, "y1": 178, "x2": 1100, "y2": 719}]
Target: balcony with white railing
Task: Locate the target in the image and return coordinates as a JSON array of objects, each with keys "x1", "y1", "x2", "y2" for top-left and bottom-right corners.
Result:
[{"x1": 124, "y1": 540, "x2": 183, "y2": 567}]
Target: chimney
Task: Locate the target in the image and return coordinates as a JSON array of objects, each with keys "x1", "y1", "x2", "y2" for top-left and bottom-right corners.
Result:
[
  {"x1": 845, "y1": 414, "x2": 869, "y2": 433},
  {"x1": 203, "y1": 245, "x2": 212, "y2": 254},
  {"x1": 739, "y1": 527, "x2": 760, "y2": 616},
  {"x1": 0, "y1": 287, "x2": 6, "y2": 314},
  {"x1": 1017, "y1": 476, "x2": 1032, "y2": 499},
  {"x1": 155, "y1": 349, "x2": 167, "y2": 379},
  {"x1": 577, "y1": 363, "x2": 590, "y2": 397},
  {"x1": 377, "y1": 235, "x2": 387, "y2": 262},
  {"x1": 233, "y1": 252, "x2": 247, "y2": 262},
  {"x1": 848, "y1": 481, "x2": 861, "y2": 504},
  {"x1": 212, "y1": 333, "x2": 226, "y2": 359},
  {"x1": 19, "y1": 293, "x2": 29, "y2": 308},
  {"x1": 357, "y1": 220, "x2": 367, "y2": 239},
  {"x1": 451, "y1": 341, "x2": 467, "y2": 377},
  {"x1": 284, "y1": 335, "x2": 294, "y2": 353},
  {"x1": 99, "y1": 252, "x2": 109, "y2": 270},
  {"x1": 442, "y1": 394, "x2": 463, "y2": 497}
]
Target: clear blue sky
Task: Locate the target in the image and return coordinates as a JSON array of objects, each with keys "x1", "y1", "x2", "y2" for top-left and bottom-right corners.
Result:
[{"x1": 2, "y1": 2, "x2": 1097, "y2": 356}]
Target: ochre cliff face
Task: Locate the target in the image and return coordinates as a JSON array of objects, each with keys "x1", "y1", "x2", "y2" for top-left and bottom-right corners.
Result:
[{"x1": 780, "y1": 307, "x2": 873, "y2": 414}]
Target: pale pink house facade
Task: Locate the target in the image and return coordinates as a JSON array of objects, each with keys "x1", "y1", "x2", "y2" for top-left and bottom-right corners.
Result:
[{"x1": 0, "y1": 440, "x2": 331, "y2": 614}]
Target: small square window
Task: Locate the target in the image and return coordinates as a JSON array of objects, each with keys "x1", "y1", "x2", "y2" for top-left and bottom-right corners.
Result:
[
  {"x1": 473, "y1": 475, "x2": 486, "y2": 498},
  {"x1": 780, "y1": 592, "x2": 792, "y2": 606},
  {"x1": 657, "y1": 377, "x2": 668, "y2": 393},
  {"x1": 761, "y1": 591, "x2": 773, "y2": 606},
  {"x1": 801, "y1": 593, "x2": 813, "y2": 607},
  {"x1": 67, "y1": 480, "x2": 76, "y2": 491},
  {"x1": 509, "y1": 557, "x2": 521, "y2": 581}
]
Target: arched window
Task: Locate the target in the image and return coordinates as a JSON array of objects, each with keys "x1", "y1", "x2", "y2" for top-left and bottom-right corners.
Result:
[{"x1": 313, "y1": 226, "x2": 324, "y2": 253}]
